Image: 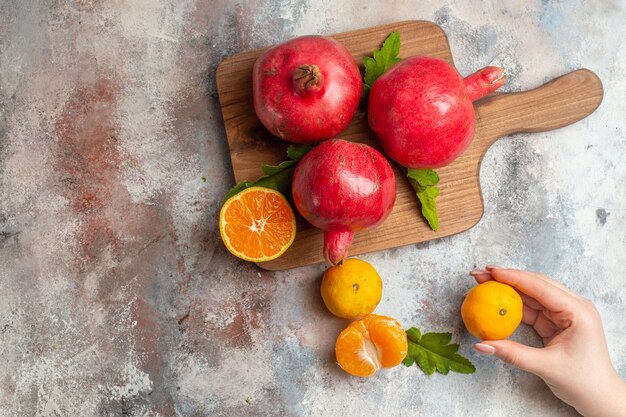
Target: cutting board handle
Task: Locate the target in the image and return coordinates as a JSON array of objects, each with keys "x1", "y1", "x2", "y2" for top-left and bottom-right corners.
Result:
[{"x1": 475, "y1": 69, "x2": 604, "y2": 149}]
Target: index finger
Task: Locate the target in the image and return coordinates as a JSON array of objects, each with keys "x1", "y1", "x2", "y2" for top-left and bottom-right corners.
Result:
[{"x1": 488, "y1": 268, "x2": 575, "y2": 313}]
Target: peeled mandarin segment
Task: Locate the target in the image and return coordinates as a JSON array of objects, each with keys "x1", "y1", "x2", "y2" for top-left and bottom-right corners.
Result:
[
  {"x1": 335, "y1": 314, "x2": 407, "y2": 377},
  {"x1": 219, "y1": 187, "x2": 296, "y2": 262},
  {"x1": 335, "y1": 325, "x2": 379, "y2": 378},
  {"x1": 364, "y1": 315, "x2": 408, "y2": 367}
]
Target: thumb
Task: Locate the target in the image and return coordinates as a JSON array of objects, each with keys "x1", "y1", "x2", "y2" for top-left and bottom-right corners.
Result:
[{"x1": 474, "y1": 340, "x2": 549, "y2": 376}]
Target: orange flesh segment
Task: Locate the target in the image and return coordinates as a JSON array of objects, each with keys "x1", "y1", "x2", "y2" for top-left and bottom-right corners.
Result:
[
  {"x1": 364, "y1": 315, "x2": 409, "y2": 367},
  {"x1": 335, "y1": 322, "x2": 380, "y2": 378},
  {"x1": 221, "y1": 187, "x2": 295, "y2": 261},
  {"x1": 335, "y1": 314, "x2": 408, "y2": 377}
]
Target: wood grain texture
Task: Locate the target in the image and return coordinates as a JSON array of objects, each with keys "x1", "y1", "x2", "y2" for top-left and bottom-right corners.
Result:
[{"x1": 216, "y1": 20, "x2": 603, "y2": 271}]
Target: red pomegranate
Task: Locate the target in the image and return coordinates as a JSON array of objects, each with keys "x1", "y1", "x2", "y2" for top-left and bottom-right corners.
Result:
[
  {"x1": 253, "y1": 36, "x2": 362, "y2": 144},
  {"x1": 292, "y1": 139, "x2": 396, "y2": 265},
  {"x1": 368, "y1": 56, "x2": 505, "y2": 168}
]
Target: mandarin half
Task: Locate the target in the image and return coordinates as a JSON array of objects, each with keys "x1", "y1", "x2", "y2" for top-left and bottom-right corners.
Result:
[{"x1": 219, "y1": 187, "x2": 296, "y2": 262}]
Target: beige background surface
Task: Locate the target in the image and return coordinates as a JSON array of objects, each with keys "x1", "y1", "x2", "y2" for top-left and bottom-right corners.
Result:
[{"x1": 0, "y1": 1, "x2": 624, "y2": 416}]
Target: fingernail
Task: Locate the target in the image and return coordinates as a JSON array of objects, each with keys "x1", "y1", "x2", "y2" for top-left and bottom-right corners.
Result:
[
  {"x1": 486, "y1": 265, "x2": 502, "y2": 270},
  {"x1": 470, "y1": 269, "x2": 489, "y2": 275},
  {"x1": 473, "y1": 343, "x2": 496, "y2": 355}
]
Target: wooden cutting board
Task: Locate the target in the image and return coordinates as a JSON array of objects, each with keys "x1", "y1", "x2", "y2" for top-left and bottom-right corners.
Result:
[{"x1": 216, "y1": 20, "x2": 603, "y2": 271}]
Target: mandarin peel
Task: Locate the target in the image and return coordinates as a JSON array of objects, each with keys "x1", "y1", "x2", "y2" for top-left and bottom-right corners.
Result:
[{"x1": 461, "y1": 281, "x2": 523, "y2": 340}]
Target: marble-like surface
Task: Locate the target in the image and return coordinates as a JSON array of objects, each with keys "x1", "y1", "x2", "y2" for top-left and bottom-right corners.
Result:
[{"x1": 1, "y1": 1, "x2": 625, "y2": 416}]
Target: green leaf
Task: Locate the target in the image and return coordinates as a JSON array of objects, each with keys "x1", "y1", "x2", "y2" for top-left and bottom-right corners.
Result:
[
  {"x1": 286, "y1": 144, "x2": 313, "y2": 161},
  {"x1": 421, "y1": 332, "x2": 452, "y2": 347},
  {"x1": 254, "y1": 165, "x2": 297, "y2": 196},
  {"x1": 406, "y1": 327, "x2": 422, "y2": 343},
  {"x1": 416, "y1": 186, "x2": 440, "y2": 231},
  {"x1": 222, "y1": 144, "x2": 313, "y2": 203},
  {"x1": 261, "y1": 160, "x2": 296, "y2": 176},
  {"x1": 403, "y1": 327, "x2": 476, "y2": 375},
  {"x1": 363, "y1": 31, "x2": 402, "y2": 91},
  {"x1": 407, "y1": 168, "x2": 439, "y2": 187},
  {"x1": 222, "y1": 181, "x2": 253, "y2": 204},
  {"x1": 407, "y1": 169, "x2": 440, "y2": 231}
]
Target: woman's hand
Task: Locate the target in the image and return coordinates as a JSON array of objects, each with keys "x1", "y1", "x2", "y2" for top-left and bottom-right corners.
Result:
[{"x1": 470, "y1": 266, "x2": 626, "y2": 417}]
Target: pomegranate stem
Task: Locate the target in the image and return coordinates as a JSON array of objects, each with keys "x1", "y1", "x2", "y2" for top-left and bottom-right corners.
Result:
[
  {"x1": 464, "y1": 66, "x2": 506, "y2": 102},
  {"x1": 323, "y1": 229, "x2": 354, "y2": 266}
]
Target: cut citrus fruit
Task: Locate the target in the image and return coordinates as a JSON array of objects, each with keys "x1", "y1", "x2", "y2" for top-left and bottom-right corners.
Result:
[
  {"x1": 335, "y1": 314, "x2": 408, "y2": 377},
  {"x1": 219, "y1": 186, "x2": 296, "y2": 262},
  {"x1": 321, "y1": 258, "x2": 383, "y2": 319},
  {"x1": 461, "y1": 280, "x2": 523, "y2": 340}
]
